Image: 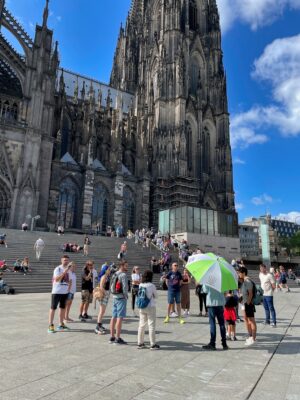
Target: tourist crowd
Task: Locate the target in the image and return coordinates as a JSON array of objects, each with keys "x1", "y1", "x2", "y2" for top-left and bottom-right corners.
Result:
[{"x1": 47, "y1": 249, "x2": 292, "y2": 350}]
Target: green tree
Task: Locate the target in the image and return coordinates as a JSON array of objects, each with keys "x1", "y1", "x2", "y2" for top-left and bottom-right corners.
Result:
[{"x1": 280, "y1": 232, "x2": 300, "y2": 256}]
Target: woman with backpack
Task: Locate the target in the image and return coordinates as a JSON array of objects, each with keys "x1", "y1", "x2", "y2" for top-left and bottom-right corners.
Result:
[{"x1": 137, "y1": 270, "x2": 160, "y2": 350}]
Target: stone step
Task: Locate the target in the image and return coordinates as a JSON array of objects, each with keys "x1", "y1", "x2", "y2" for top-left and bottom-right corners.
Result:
[{"x1": 1, "y1": 229, "x2": 162, "y2": 293}]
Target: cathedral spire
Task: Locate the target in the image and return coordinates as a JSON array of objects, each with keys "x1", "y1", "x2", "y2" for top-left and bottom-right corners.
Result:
[
  {"x1": 73, "y1": 77, "x2": 79, "y2": 103},
  {"x1": 208, "y1": 0, "x2": 220, "y2": 32},
  {"x1": 51, "y1": 41, "x2": 59, "y2": 71},
  {"x1": 59, "y1": 68, "x2": 65, "y2": 94},
  {"x1": 42, "y1": 0, "x2": 49, "y2": 28},
  {"x1": 0, "y1": 1, "x2": 5, "y2": 23}
]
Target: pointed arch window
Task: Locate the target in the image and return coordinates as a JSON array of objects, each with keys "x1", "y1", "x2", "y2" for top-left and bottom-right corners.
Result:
[
  {"x1": 189, "y1": 0, "x2": 198, "y2": 31},
  {"x1": 186, "y1": 122, "x2": 193, "y2": 172},
  {"x1": 203, "y1": 127, "x2": 210, "y2": 174},
  {"x1": 61, "y1": 115, "x2": 71, "y2": 158},
  {"x1": 12, "y1": 103, "x2": 18, "y2": 121},
  {"x1": 92, "y1": 183, "x2": 109, "y2": 232},
  {"x1": 190, "y1": 58, "x2": 200, "y2": 96},
  {"x1": 57, "y1": 178, "x2": 78, "y2": 229},
  {"x1": 0, "y1": 179, "x2": 11, "y2": 227},
  {"x1": 123, "y1": 186, "x2": 135, "y2": 231}
]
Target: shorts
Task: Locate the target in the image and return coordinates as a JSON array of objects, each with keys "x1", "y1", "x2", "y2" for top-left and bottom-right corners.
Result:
[
  {"x1": 51, "y1": 293, "x2": 68, "y2": 310},
  {"x1": 81, "y1": 290, "x2": 93, "y2": 304},
  {"x1": 67, "y1": 293, "x2": 74, "y2": 300},
  {"x1": 99, "y1": 292, "x2": 110, "y2": 306},
  {"x1": 168, "y1": 290, "x2": 181, "y2": 305},
  {"x1": 112, "y1": 298, "x2": 127, "y2": 318},
  {"x1": 226, "y1": 319, "x2": 236, "y2": 326},
  {"x1": 244, "y1": 303, "x2": 256, "y2": 318}
]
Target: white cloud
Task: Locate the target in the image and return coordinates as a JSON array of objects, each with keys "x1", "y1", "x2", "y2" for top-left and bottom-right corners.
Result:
[
  {"x1": 251, "y1": 194, "x2": 274, "y2": 206},
  {"x1": 235, "y1": 203, "x2": 244, "y2": 210},
  {"x1": 275, "y1": 211, "x2": 300, "y2": 223},
  {"x1": 230, "y1": 34, "x2": 300, "y2": 148},
  {"x1": 217, "y1": 0, "x2": 300, "y2": 33},
  {"x1": 233, "y1": 157, "x2": 246, "y2": 165},
  {"x1": 230, "y1": 108, "x2": 269, "y2": 148}
]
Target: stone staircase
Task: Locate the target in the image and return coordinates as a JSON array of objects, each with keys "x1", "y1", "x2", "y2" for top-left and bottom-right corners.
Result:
[
  {"x1": 1, "y1": 229, "x2": 299, "y2": 294},
  {"x1": 0, "y1": 229, "x2": 162, "y2": 293}
]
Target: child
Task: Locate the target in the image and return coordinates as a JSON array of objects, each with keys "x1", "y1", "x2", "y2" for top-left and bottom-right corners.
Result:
[
  {"x1": 274, "y1": 269, "x2": 281, "y2": 291},
  {"x1": 224, "y1": 290, "x2": 238, "y2": 341}
]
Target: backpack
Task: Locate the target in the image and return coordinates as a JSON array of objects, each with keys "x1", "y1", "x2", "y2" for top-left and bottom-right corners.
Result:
[
  {"x1": 110, "y1": 273, "x2": 123, "y2": 295},
  {"x1": 136, "y1": 286, "x2": 150, "y2": 309},
  {"x1": 250, "y1": 280, "x2": 263, "y2": 305}
]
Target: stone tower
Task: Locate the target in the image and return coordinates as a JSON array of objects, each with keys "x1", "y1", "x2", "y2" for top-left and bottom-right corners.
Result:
[
  {"x1": 0, "y1": 0, "x2": 57, "y2": 228},
  {"x1": 111, "y1": 0, "x2": 236, "y2": 226}
]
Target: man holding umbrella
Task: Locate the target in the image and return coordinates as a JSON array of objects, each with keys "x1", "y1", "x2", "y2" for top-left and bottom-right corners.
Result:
[
  {"x1": 202, "y1": 285, "x2": 228, "y2": 350},
  {"x1": 186, "y1": 252, "x2": 238, "y2": 351}
]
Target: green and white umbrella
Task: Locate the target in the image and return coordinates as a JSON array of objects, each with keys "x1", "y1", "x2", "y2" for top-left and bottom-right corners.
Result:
[{"x1": 186, "y1": 252, "x2": 238, "y2": 292}]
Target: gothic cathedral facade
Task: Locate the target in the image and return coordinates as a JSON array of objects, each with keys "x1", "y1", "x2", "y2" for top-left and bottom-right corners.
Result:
[{"x1": 0, "y1": 0, "x2": 237, "y2": 233}]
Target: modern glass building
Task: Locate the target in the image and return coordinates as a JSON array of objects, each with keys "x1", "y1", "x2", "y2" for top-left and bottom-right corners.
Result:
[{"x1": 159, "y1": 207, "x2": 239, "y2": 237}]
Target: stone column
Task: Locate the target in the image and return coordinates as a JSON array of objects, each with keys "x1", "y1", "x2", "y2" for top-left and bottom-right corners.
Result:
[
  {"x1": 141, "y1": 177, "x2": 150, "y2": 228},
  {"x1": 82, "y1": 168, "x2": 95, "y2": 230},
  {"x1": 113, "y1": 172, "x2": 124, "y2": 229}
]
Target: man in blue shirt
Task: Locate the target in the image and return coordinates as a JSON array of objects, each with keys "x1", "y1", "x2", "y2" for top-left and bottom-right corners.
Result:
[
  {"x1": 202, "y1": 285, "x2": 228, "y2": 350},
  {"x1": 164, "y1": 263, "x2": 185, "y2": 324}
]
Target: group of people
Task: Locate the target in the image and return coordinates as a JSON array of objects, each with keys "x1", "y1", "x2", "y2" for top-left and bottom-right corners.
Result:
[
  {"x1": 61, "y1": 236, "x2": 91, "y2": 256},
  {"x1": 13, "y1": 257, "x2": 31, "y2": 274},
  {"x1": 47, "y1": 249, "x2": 287, "y2": 352},
  {"x1": 48, "y1": 256, "x2": 160, "y2": 349},
  {"x1": 0, "y1": 257, "x2": 31, "y2": 275}
]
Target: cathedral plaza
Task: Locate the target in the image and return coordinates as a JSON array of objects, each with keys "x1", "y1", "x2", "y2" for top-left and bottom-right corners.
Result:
[
  {"x1": 1, "y1": 290, "x2": 300, "y2": 400},
  {"x1": 1, "y1": 1, "x2": 300, "y2": 399}
]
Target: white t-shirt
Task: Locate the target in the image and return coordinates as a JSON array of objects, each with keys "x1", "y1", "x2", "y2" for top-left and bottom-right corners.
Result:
[
  {"x1": 52, "y1": 265, "x2": 69, "y2": 294},
  {"x1": 139, "y1": 282, "x2": 157, "y2": 307},
  {"x1": 131, "y1": 273, "x2": 141, "y2": 284},
  {"x1": 68, "y1": 271, "x2": 77, "y2": 294},
  {"x1": 259, "y1": 273, "x2": 275, "y2": 296},
  {"x1": 35, "y1": 239, "x2": 45, "y2": 248}
]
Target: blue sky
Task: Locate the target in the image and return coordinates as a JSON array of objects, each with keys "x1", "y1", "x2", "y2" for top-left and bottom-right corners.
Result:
[{"x1": 4, "y1": 0, "x2": 300, "y2": 224}]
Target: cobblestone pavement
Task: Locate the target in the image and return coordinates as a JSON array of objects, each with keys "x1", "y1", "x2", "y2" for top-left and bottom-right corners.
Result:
[{"x1": 0, "y1": 288, "x2": 299, "y2": 400}]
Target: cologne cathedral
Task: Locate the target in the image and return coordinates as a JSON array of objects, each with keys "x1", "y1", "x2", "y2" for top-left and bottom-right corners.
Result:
[{"x1": 0, "y1": 0, "x2": 237, "y2": 233}]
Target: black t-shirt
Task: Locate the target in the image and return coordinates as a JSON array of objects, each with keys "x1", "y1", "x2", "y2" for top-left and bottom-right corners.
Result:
[
  {"x1": 166, "y1": 271, "x2": 182, "y2": 291},
  {"x1": 82, "y1": 268, "x2": 93, "y2": 292}
]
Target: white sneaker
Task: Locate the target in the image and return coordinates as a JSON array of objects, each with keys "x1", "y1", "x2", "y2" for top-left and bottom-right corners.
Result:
[
  {"x1": 245, "y1": 337, "x2": 255, "y2": 346},
  {"x1": 170, "y1": 312, "x2": 178, "y2": 318},
  {"x1": 183, "y1": 310, "x2": 188, "y2": 317}
]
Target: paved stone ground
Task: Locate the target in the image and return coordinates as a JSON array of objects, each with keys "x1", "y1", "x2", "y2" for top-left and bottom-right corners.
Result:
[{"x1": 0, "y1": 288, "x2": 300, "y2": 400}]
